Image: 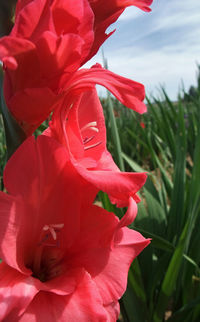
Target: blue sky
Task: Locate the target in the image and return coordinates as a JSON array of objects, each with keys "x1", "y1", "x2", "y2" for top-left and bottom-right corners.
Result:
[{"x1": 85, "y1": 0, "x2": 200, "y2": 100}]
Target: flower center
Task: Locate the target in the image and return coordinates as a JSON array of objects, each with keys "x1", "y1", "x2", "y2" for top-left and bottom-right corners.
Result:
[
  {"x1": 32, "y1": 223, "x2": 65, "y2": 282},
  {"x1": 81, "y1": 121, "x2": 102, "y2": 151}
]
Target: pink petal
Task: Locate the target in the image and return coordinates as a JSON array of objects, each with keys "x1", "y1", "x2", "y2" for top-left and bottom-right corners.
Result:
[
  {"x1": 2, "y1": 56, "x2": 18, "y2": 70},
  {"x1": 94, "y1": 228, "x2": 150, "y2": 305},
  {"x1": 36, "y1": 32, "x2": 84, "y2": 77},
  {"x1": 7, "y1": 87, "x2": 60, "y2": 134},
  {"x1": 2, "y1": 136, "x2": 83, "y2": 269},
  {"x1": 96, "y1": 150, "x2": 119, "y2": 171},
  {"x1": 20, "y1": 271, "x2": 108, "y2": 321},
  {"x1": 0, "y1": 37, "x2": 35, "y2": 63},
  {"x1": 77, "y1": 89, "x2": 107, "y2": 160},
  {"x1": 56, "y1": 89, "x2": 106, "y2": 162},
  {"x1": 0, "y1": 192, "x2": 30, "y2": 273},
  {"x1": 42, "y1": 268, "x2": 85, "y2": 296},
  {"x1": 104, "y1": 301, "x2": 120, "y2": 322},
  {"x1": 65, "y1": 64, "x2": 147, "y2": 114},
  {"x1": 117, "y1": 197, "x2": 138, "y2": 229},
  {"x1": 75, "y1": 164, "x2": 147, "y2": 206},
  {"x1": 4, "y1": 136, "x2": 69, "y2": 200},
  {"x1": 0, "y1": 263, "x2": 39, "y2": 321},
  {"x1": 0, "y1": 37, "x2": 39, "y2": 95},
  {"x1": 51, "y1": 0, "x2": 94, "y2": 64},
  {"x1": 69, "y1": 203, "x2": 150, "y2": 305},
  {"x1": 13, "y1": 0, "x2": 54, "y2": 40}
]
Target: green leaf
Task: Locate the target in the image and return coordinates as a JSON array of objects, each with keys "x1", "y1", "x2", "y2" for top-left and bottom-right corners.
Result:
[
  {"x1": 134, "y1": 227, "x2": 173, "y2": 252},
  {"x1": 168, "y1": 296, "x2": 200, "y2": 322},
  {"x1": 0, "y1": 67, "x2": 26, "y2": 160},
  {"x1": 153, "y1": 221, "x2": 190, "y2": 322},
  {"x1": 107, "y1": 94, "x2": 125, "y2": 171},
  {"x1": 122, "y1": 152, "x2": 149, "y2": 173},
  {"x1": 121, "y1": 282, "x2": 148, "y2": 322}
]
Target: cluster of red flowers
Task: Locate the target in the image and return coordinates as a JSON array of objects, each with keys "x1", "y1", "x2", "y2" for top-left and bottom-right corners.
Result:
[{"x1": 0, "y1": 0, "x2": 152, "y2": 320}]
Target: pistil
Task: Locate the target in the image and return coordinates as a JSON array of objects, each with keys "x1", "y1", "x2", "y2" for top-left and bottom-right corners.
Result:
[{"x1": 81, "y1": 121, "x2": 102, "y2": 151}]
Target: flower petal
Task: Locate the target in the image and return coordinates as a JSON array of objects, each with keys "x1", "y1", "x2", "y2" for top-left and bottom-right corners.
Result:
[
  {"x1": 69, "y1": 203, "x2": 149, "y2": 305},
  {"x1": 20, "y1": 271, "x2": 108, "y2": 322},
  {"x1": 0, "y1": 263, "x2": 39, "y2": 321},
  {"x1": 36, "y1": 32, "x2": 84, "y2": 77},
  {"x1": 0, "y1": 37, "x2": 35, "y2": 65},
  {"x1": 2, "y1": 136, "x2": 83, "y2": 270},
  {"x1": 66, "y1": 64, "x2": 146, "y2": 114},
  {"x1": 8, "y1": 88, "x2": 60, "y2": 134},
  {"x1": 13, "y1": 0, "x2": 54, "y2": 39},
  {"x1": 0, "y1": 192, "x2": 30, "y2": 273},
  {"x1": 75, "y1": 164, "x2": 147, "y2": 206},
  {"x1": 51, "y1": 0, "x2": 94, "y2": 64},
  {"x1": 94, "y1": 227, "x2": 150, "y2": 305},
  {"x1": 104, "y1": 301, "x2": 120, "y2": 322}
]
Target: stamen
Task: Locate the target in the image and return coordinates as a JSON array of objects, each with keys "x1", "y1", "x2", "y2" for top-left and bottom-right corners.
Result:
[
  {"x1": 83, "y1": 136, "x2": 95, "y2": 144},
  {"x1": 89, "y1": 127, "x2": 99, "y2": 133},
  {"x1": 43, "y1": 224, "x2": 64, "y2": 241},
  {"x1": 81, "y1": 121, "x2": 99, "y2": 133},
  {"x1": 84, "y1": 141, "x2": 102, "y2": 151},
  {"x1": 81, "y1": 121, "x2": 97, "y2": 131}
]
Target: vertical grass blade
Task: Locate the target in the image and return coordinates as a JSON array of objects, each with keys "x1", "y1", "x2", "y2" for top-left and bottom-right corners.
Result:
[
  {"x1": 107, "y1": 94, "x2": 125, "y2": 171},
  {"x1": 153, "y1": 220, "x2": 190, "y2": 322}
]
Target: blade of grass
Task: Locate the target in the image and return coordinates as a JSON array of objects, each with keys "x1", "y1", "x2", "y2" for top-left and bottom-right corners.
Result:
[
  {"x1": 167, "y1": 102, "x2": 186, "y2": 241},
  {"x1": 107, "y1": 94, "x2": 125, "y2": 171},
  {"x1": 153, "y1": 220, "x2": 190, "y2": 322},
  {"x1": 122, "y1": 151, "x2": 149, "y2": 173}
]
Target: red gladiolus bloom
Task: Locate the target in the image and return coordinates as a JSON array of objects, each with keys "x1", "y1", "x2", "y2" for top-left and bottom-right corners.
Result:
[
  {"x1": 0, "y1": 0, "x2": 94, "y2": 134},
  {"x1": 140, "y1": 122, "x2": 145, "y2": 128},
  {"x1": 0, "y1": 0, "x2": 152, "y2": 135},
  {"x1": 0, "y1": 136, "x2": 150, "y2": 321},
  {"x1": 48, "y1": 87, "x2": 147, "y2": 207}
]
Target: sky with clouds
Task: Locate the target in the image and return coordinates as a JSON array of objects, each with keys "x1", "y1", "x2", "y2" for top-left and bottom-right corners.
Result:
[{"x1": 85, "y1": 0, "x2": 200, "y2": 101}]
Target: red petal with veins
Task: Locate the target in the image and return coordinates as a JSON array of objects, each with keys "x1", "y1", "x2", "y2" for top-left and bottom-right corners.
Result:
[
  {"x1": 0, "y1": 135, "x2": 150, "y2": 320},
  {"x1": 65, "y1": 64, "x2": 146, "y2": 114},
  {"x1": 49, "y1": 88, "x2": 146, "y2": 206}
]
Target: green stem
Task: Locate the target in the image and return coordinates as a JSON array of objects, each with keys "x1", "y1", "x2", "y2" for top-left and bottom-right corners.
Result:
[{"x1": 107, "y1": 93, "x2": 125, "y2": 171}]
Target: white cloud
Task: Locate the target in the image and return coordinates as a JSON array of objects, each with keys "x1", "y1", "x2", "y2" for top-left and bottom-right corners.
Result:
[{"x1": 151, "y1": 1, "x2": 200, "y2": 33}]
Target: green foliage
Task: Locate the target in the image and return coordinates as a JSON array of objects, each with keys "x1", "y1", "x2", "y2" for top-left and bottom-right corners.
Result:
[{"x1": 101, "y1": 77, "x2": 200, "y2": 321}]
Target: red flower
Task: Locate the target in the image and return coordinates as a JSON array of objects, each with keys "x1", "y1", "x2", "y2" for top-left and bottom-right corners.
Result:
[
  {"x1": 140, "y1": 122, "x2": 145, "y2": 128},
  {"x1": 48, "y1": 87, "x2": 147, "y2": 207},
  {"x1": 0, "y1": 136, "x2": 150, "y2": 320},
  {"x1": 0, "y1": 0, "x2": 152, "y2": 135},
  {"x1": 0, "y1": 0, "x2": 94, "y2": 134}
]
